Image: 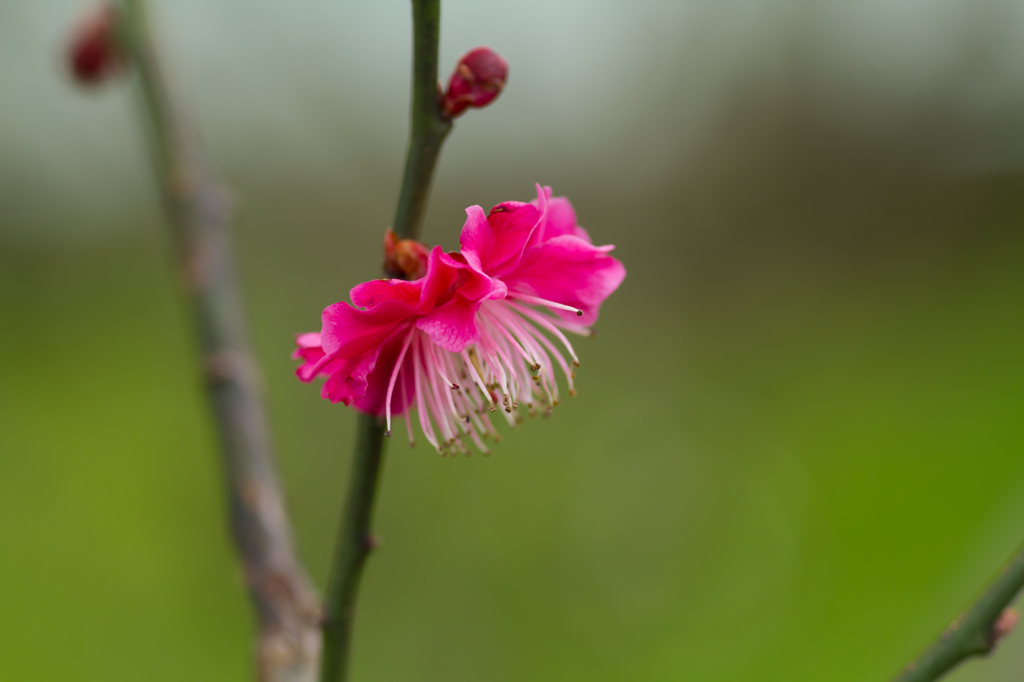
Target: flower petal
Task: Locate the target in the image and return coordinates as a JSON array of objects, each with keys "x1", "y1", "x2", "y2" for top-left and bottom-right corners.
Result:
[
  {"x1": 529, "y1": 188, "x2": 592, "y2": 245},
  {"x1": 350, "y1": 246, "x2": 465, "y2": 313},
  {"x1": 415, "y1": 293, "x2": 481, "y2": 352},
  {"x1": 459, "y1": 184, "x2": 548, "y2": 279},
  {"x1": 322, "y1": 348, "x2": 380, "y2": 405},
  {"x1": 320, "y1": 299, "x2": 417, "y2": 357},
  {"x1": 295, "y1": 332, "x2": 322, "y2": 348},
  {"x1": 352, "y1": 329, "x2": 417, "y2": 416},
  {"x1": 505, "y1": 235, "x2": 626, "y2": 326},
  {"x1": 349, "y1": 278, "x2": 421, "y2": 310}
]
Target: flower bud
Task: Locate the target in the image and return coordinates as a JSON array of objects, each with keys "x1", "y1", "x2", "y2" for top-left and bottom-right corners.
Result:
[
  {"x1": 441, "y1": 47, "x2": 508, "y2": 118},
  {"x1": 67, "y1": 4, "x2": 125, "y2": 85},
  {"x1": 383, "y1": 229, "x2": 429, "y2": 280},
  {"x1": 991, "y1": 607, "x2": 1019, "y2": 648}
]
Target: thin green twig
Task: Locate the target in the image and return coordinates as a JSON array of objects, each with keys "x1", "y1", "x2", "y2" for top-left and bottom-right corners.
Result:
[
  {"x1": 392, "y1": 0, "x2": 452, "y2": 240},
  {"x1": 893, "y1": 541, "x2": 1024, "y2": 682},
  {"x1": 318, "y1": 1, "x2": 451, "y2": 681}
]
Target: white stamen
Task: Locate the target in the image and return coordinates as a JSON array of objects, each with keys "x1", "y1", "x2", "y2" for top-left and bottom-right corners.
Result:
[
  {"x1": 509, "y1": 292, "x2": 583, "y2": 316},
  {"x1": 506, "y1": 301, "x2": 582, "y2": 366},
  {"x1": 384, "y1": 327, "x2": 416, "y2": 436}
]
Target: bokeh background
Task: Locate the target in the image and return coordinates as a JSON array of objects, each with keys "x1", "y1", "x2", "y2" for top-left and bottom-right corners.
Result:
[{"x1": 3, "y1": 1, "x2": 1024, "y2": 680}]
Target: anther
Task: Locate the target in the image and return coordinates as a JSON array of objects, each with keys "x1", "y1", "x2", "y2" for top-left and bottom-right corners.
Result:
[{"x1": 385, "y1": 430, "x2": 391, "y2": 437}]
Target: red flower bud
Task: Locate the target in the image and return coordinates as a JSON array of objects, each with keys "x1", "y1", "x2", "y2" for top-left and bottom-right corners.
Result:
[
  {"x1": 67, "y1": 4, "x2": 125, "y2": 85},
  {"x1": 383, "y1": 229, "x2": 430, "y2": 280},
  {"x1": 441, "y1": 47, "x2": 509, "y2": 118}
]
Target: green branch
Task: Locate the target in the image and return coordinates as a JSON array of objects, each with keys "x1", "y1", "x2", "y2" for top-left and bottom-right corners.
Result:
[
  {"x1": 893, "y1": 541, "x2": 1024, "y2": 682},
  {"x1": 319, "y1": 416, "x2": 387, "y2": 682},
  {"x1": 318, "y1": 2, "x2": 451, "y2": 681},
  {"x1": 392, "y1": 0, "x2": 452, "y2": 241}
]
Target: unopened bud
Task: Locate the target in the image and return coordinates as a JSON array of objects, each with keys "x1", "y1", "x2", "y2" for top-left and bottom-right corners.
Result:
[
  {"x1": 991, "y1": 607, "x2": 1019, "y2": 648},
  {"x1": 441, "y1": 47, "x2": 508, "y2": 118},
  {"x1": 383, "y1": 228, "x2": 429, "y2": 279},
  {"x1": 67, "y1": 4, "x2": 125, "y2": 85}
]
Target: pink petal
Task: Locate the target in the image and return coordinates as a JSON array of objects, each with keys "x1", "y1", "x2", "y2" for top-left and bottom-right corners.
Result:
[
  {"x1": 293, "y1": 333, "x2": 346, "y2": 382},
  {"x1": 457, "y1": 205, "x2": 492, "y2": 275},
  {"x1": 350, "y1": 246, "x2": 464, "y2": 313},
  {"x1": 415, "y1": 293, "x2": 481, "y2": 352},
  {"x1": 295, "y1": 332, "x2": 322, "y2": 348},
  {"x1": 528, "y1": 189, "x2": 592, "y2": 245},
  {"x1": 456, "y1": 267, "x2": 508, "y2": 302},
  {"x1": 321, "y1": 348, "x2": 380, "y2": 405},
  {"x1": 352, "y1": 329, "x2": 417, "y2": 416},
  {"x1": 320, "y1": 299, "x2": 417, "y2": 357},
  {"x1": 293, "y1": 332, "x2": 363, "y2": 383},
  {"x1": 458, "y1": 184, "x2": 548, "y2": 279},
  {"x1": 417, "y1": 247, "x2": 465, "y2": 311},
  {"x1": 504, "y1": 235, "x2": 626, "y2": 326},
  {"x1": 349, "y1": 278, "x2": 422, "y2": 309}
]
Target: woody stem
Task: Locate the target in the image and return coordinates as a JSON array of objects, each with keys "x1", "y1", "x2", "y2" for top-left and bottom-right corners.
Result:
[
  {"x1": 318, "y1": 1, "x2": 451, "y2": 681},
  {"x1": 119, "y1": 2, "x2": 321, "y2": 681}
]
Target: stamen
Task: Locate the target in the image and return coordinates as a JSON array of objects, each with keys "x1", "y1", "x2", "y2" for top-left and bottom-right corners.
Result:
[
  {"x1": 461, "y1": 348, "x2": 495, "y2": 408},
  {"x1": 384, "y1": 326, "x2": 416, "y2": 436},
  {"x1": 401, "y1": 371, "x2": 415, "y2": 447},
  {"x1": 480, "y1": 307, "x2": 540, "y2": 370},
  {"x1": 508, "y1": 292, "x2": 583, "y2": 317},
  {"x1": 480, "y1": 345, "x2": 512, "y2": 412},
  {"x1": 455, "y1": 390, "x2": 487, "y2": 436},
  {"x1": 426, "y1": 341, "x2": 459, "y2": 389},
  {"x1": 505, "y1": 301, "x2": 581, "y2": 366},
  {"x1": 432, "y1": 350, "x2": 464, "y2": 433},
  {"x1": 468, "y1": 429, "x2": 491, "y2": 455},
  {"x1": 411, "y1": 335, "x2": 439, "y2": 451},
  {"x1": 422, "y1": 337, "x2": 456, "y2": 444},
  {"x1": 519, "y1": 319, "x2": 575, "y2": 393},
  {"x1": 479, "y1": 318, "x2": 521, "y2": 409}
]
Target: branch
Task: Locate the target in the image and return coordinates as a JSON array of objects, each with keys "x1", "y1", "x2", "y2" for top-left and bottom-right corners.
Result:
[
  {"x1": 318, "y1": 416, "x2": 387, "y2": 682},
  {"x1": 893, "y1": 542, "x2": 1024, "y2": 682},
  {"x1": 119, "y1": 3, "x2": 321, "y2": 680},
  {"x1": 391, "y1": 0, "x2": 452, "y2": 241},
  {"x1": 319, "y1": 2, "x2": 451, "y2": 681}
]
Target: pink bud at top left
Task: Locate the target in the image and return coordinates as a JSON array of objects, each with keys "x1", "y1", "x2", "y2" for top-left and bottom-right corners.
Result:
[
  {"x1": 68, "y1": 4, "x2": 125, "y2": 85},
  {"x1": 441, "y1": 47, "x2": 509, "y2": 118}
]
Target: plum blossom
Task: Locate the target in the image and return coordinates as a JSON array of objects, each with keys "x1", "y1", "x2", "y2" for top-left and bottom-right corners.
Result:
[{"x1": 294, "y1": 185, "x2": 625, "y2": 454}]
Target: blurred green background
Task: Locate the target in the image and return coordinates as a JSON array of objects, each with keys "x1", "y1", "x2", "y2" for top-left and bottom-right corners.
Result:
[{"x1": 3, "y1": 1, "x2": 1024, "y2": 680}]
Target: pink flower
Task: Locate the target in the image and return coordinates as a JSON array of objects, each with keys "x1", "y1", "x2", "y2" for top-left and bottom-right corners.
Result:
[{"x1": 294, "y1": 185, "x2": 625, "y2": 454}]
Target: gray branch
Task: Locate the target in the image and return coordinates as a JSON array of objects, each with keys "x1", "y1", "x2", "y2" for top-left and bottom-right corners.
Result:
[{"x1": 120, "y1": 2, "x2": 321, "y2": 679}]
